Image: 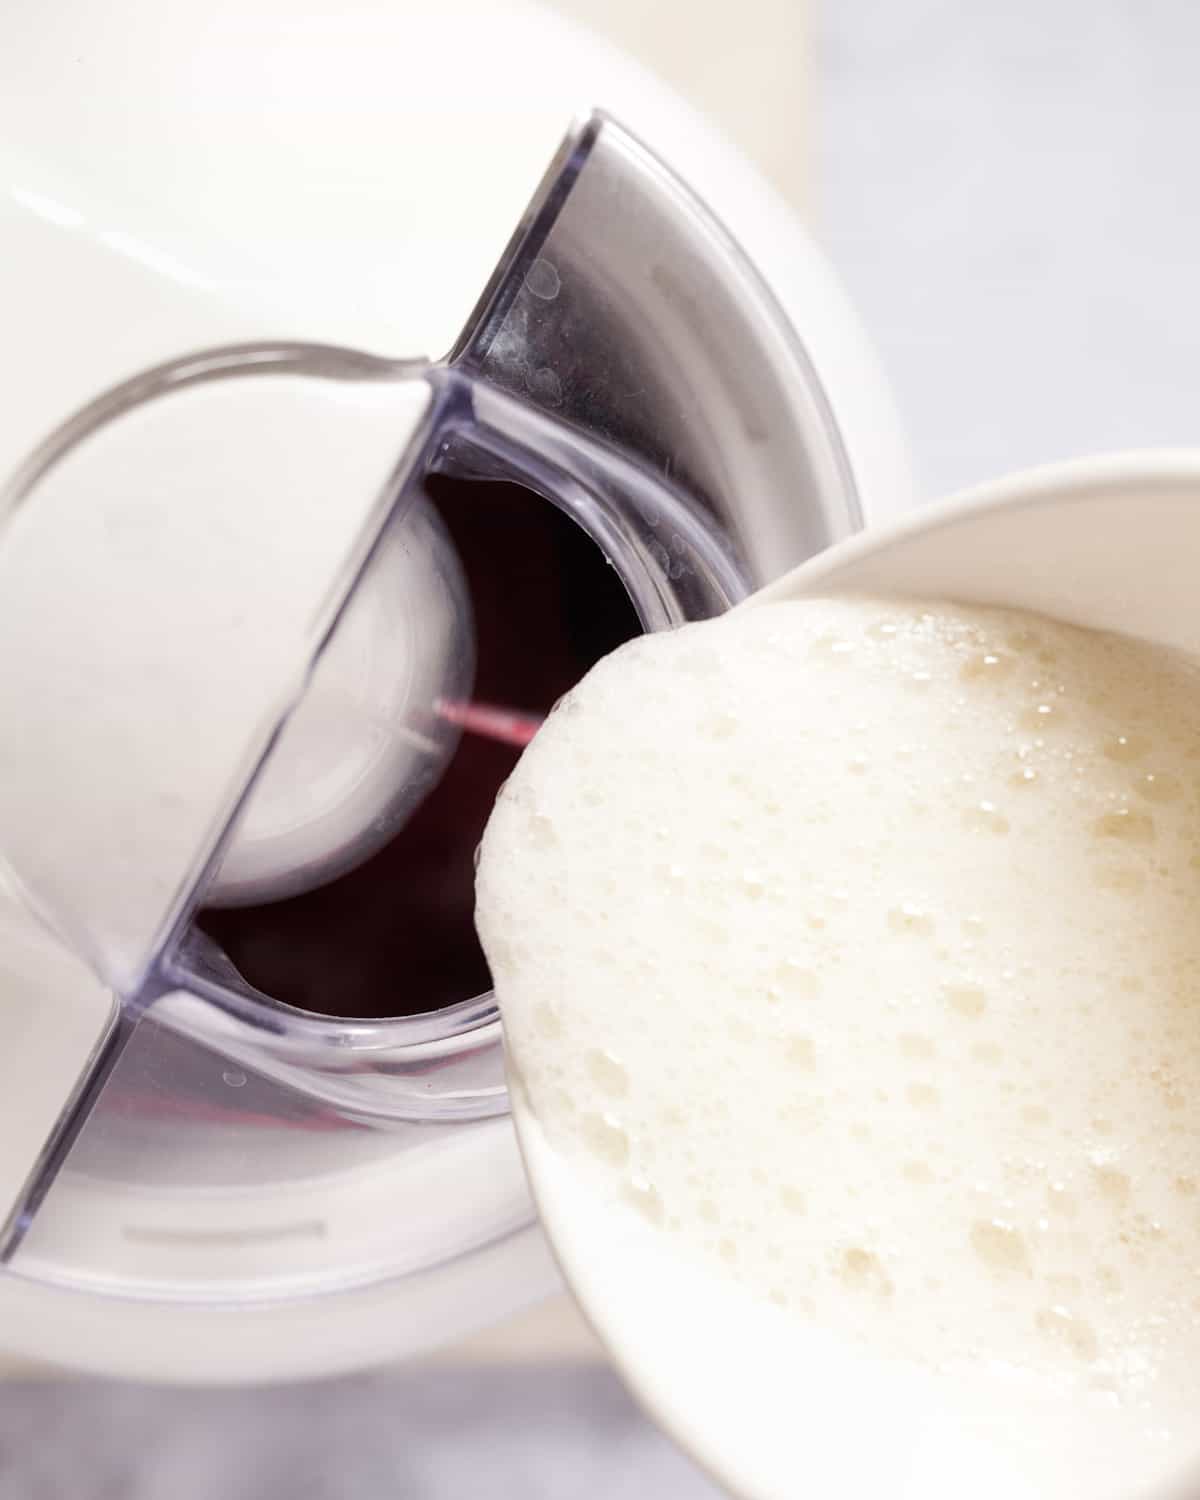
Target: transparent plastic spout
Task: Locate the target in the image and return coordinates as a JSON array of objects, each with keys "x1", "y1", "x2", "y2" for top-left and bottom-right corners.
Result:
[{"x1": 0, "y1": 111, "x2": 862, "y2": 1285}]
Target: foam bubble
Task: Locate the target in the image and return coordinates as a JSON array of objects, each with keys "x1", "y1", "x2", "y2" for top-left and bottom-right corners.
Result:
[{"x1": 971, "y1": 1218, "x2": 1031, "y2": 1275}]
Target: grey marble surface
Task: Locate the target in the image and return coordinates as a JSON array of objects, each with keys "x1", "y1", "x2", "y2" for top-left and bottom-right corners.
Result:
[
  {"x1": 13, "y1": 2, "x2": 1200, "y2": 1497},
  {"x1": 0, "y1": 1369, "x2": 724, "y2": 1500}
]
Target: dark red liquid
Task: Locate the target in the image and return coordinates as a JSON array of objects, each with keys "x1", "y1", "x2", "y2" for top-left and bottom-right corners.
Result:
[{"x1": 198, "y1": 477, "x2": 641, "y2": 1018}]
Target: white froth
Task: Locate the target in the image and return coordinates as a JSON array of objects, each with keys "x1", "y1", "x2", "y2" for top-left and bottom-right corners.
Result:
[{"x1": 476, "y1": 596, "x2": 1200, "y2": 1496}]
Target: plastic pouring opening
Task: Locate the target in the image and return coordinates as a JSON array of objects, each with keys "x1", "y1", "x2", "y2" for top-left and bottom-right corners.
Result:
[{"x1": 199, "y1": 473, "x2": 643, "y2": 1019}]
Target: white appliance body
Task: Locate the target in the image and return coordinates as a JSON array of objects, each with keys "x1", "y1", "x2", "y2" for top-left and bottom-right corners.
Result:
[{"x1": 0, "y1": 0, "x2": 910, "y2": 1380}]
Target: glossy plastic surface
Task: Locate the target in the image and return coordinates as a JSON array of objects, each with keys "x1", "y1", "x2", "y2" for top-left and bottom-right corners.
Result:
[
  {"x1": 0, "y1": 354, "x2": 750, "y2": 1300},
  {"x1": 0, "y1": 0, "x2": 905, "y2": 1373}
]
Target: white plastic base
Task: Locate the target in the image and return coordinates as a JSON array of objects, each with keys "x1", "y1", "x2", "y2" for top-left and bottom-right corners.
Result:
[{"x1": 1, "y1": 1224, "x2": 560, "y2": 1385}]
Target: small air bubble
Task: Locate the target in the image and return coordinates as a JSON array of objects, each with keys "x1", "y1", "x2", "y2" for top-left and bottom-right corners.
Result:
[
  {"x1": 1135, "y1": 771, "x2": 1183, "y2": 803},
  {"x1": 534, "y1": 1003, "x2": 563, "y2": 1040},
  {"x1": 943, "y1": 983, "x2": 987, "y2": 1018},
  {"x1": 1020, "y1": 704, "x2": 1060, "y2": 729},
  {"x1": 888, "y1": 903, "x2": 935, "y2": 937},
  {"x1": 624, "y1": 1175, "x2": 665, "y2": 1226},
  {"x1": 1104, "y1": 734, "x2": 1151, "y2": 764},
  {"x1": 704, "y1": 712, "x2": 739, "y2": 741},
  {"x1": 1093, "y1": 865, "x2": 1147, "y2": 893},
  {"x1": 839, "y1": 1247, "x2": 893, "y2": 1295},
  {"x1": 960, "y1": 651, "x2": 1014, "y2": 681},
  {"x1": 586, "y1": 1048, "x2": 629, "y2": 1098},
  {"x1": 528, "y1": 811, "x2": 557, "y2": 848},
  {"x1": 774, "y1": 958, "x2": 819, "y2": 998},
  {"x1": 1036, "y1": 1305, "x2": 1099, "y2": 1361},
  {"x1": 581, "y1": 1112, "x2": 631, "y2": 1168},
  {"x1": 970, "y1": 1219, "x2": 1031, "y2": 1275},
  {"x1": 963, "y1": 801, "x2": 1010, "y2": 834},
  {"x1": 1093, "y1": 808, "x2": 1156, "y2": 844},
  {"x1": 1046, "y1": 1183, "x2": 1077, "y2": 1217},
  {"x1": 785, "y1": 1036, "x2": 816, "y2": 1070},
  {"x1": 1091, "y1": 1163, "x2": 1131, "y2": 1205},
  {"x1": 814, "y1": 634, "x2": 855, "y2": 658}
]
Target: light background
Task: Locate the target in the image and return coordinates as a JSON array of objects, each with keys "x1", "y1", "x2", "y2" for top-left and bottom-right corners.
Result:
[{"x1": 9, "y1": 1, "x2": 1200, "y2": 1494}]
